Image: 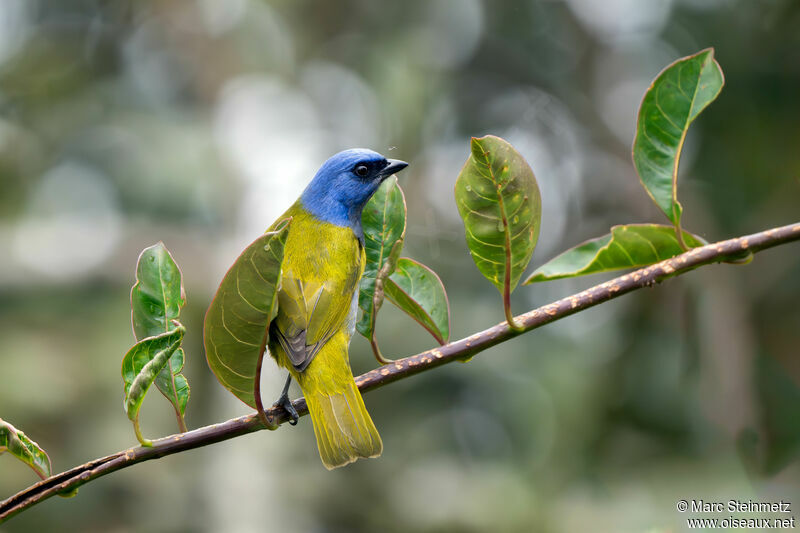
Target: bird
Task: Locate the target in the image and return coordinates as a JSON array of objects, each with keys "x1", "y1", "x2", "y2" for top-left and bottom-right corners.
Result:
[{"x1": 266, "y1": 148, "x2": 408, "y2": 469}]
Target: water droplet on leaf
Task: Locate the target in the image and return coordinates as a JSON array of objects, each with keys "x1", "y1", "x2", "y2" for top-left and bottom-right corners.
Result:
[{"x1": 465, "y1": 185, "x2": 472, "y2": 192}]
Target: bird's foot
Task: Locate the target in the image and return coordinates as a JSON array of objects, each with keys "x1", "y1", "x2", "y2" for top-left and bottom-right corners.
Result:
[{"x1": 274, "y1": 392, "x2": 299, "y2": 426}]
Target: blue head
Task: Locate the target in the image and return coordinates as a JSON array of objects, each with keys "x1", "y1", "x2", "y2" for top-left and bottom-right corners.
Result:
[{"x1": 300, "y1": 148, "x2": 408, "y2": 240}]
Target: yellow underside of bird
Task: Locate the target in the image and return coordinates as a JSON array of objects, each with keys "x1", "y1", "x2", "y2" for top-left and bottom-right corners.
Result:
[{"x1": 267, "y1": 203, "x2": 383, "y2": 469}]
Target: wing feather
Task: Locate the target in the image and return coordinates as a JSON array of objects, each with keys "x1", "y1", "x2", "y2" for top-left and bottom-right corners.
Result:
[{"x1": 269, "y1": 215, "x2": 364, "y2": 372}]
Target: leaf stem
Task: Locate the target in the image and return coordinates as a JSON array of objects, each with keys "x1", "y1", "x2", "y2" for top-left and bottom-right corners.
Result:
[
  {"x1": 488, "y1": 151, "x2": 525, "y2": 333},
  {"x1": 503, "y1": 283, "x2": 523, "y2": 332},
  {"x1": 368, "y1": 250, "x2": 400, "y2": 365},
  {"x1": 674, "y1": 221, "x2": 688, "y2": 251},
  {"x1": 173, "y1": 409, "x2": 188, "y2": 434},
  {"x1": 253, "y1": 329, "x2": 276, "y2": 429},
  {"x1": 369, "y1": 333, "x2": 394, "y2": 365},
  {"x1": 496, "y1": 191, "x2": 523, "y2": 332},
  {"x1": 132, "y1": 417, "x2": 152, "y2": 448},
  {"x1": 671, "y1": 120, "x2": 689, "y2": 251}
]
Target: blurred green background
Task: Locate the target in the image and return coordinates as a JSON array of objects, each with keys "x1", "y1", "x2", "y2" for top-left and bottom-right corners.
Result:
[{"x1": 1, "y1": 0, "x2": 799, "y2": 531}]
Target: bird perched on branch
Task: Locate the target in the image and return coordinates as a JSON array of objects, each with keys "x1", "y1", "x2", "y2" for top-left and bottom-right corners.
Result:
[{"x1": 267, "y1": 149, "x2": 408, "y2": 469}]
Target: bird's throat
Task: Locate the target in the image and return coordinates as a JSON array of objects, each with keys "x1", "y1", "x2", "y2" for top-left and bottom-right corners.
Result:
[{"x1": 299, "y1": 193, "x2": 367, "y2": 244}]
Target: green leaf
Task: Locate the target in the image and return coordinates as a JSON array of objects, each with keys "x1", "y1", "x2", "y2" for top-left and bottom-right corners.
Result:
[
  {"x1": 524, "y1": 224, "x2": 707, "y2": 283},
  {"x1": 633, "y1": 48, "x2": 724, "y2": 227},
  {"x1": 131, "y1": 242, "x2": 185, "y2": 339},
  {"x1": 121, "y1": 325, "x2": 186, "y2": 446},
  {"x1": 455, "y1": 135, "x2": 542, "y2": 293},
  {"x1": 357, "y1": 176, "x2": 407, "y2": 342},
  {"x1": 385, "y1": 258, "x2": 450, "y2": 345},
  {"x1": 0, "y1": 418, "x2": 52, "y2": 480},
  {"x1": 456, "y1": 135, "x2": 542, "y2": 330},
  {"x1": 130, "y1": 242, "x2": 190, "y2": 427},
  {"x1": 203, "y1": 219, "x2": 291, "y2": 409}
]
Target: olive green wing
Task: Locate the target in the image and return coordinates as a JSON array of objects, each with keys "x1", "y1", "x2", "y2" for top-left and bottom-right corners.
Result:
[
  {"x1": 270, "y1": 277, "x2": 335, "y2": 371},
  {"x1": 270, "y1": 215, "x2": 364, "y2": 372}
]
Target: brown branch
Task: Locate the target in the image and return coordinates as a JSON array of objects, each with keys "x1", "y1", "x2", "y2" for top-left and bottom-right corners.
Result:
[{"x1": 2, "y1": 221, "x2": 799, "y2": 523}]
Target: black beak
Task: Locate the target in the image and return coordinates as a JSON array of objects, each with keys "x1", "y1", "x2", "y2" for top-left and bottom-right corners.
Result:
[{"x1": 380, "y1": 159, "x2": 408, "y2": 178}]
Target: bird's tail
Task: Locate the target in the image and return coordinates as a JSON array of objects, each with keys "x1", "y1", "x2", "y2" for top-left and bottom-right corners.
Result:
[{"x1": 295, "y1": 334, "x2": 382, "y2": 469}]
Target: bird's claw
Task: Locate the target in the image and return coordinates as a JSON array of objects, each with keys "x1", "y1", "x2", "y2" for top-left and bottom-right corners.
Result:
[{"x1": 274, "y1": 393, "x2": 299, "y2": 426}]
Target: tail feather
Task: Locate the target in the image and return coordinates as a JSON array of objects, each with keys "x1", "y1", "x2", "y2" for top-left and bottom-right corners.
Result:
[
  {"x1": 305, "y1": 379, "x2": 382, "y2": 470},
  {"x1": 277, "y1": 328, "x2": 383, "y2": 470}
]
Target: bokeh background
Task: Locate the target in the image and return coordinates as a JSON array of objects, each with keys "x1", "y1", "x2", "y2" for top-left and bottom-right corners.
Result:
[{"x1": 1, "y1": 0, "x2": 799, "y2": 531}]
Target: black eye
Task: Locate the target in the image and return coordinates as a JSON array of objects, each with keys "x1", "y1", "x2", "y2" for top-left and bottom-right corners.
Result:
[{"x1": 355, "y1": 164, "x2": 369, "y2": 177}]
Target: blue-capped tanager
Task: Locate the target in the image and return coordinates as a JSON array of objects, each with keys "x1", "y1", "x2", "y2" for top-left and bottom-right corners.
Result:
[{"x1": 266, "y1": 149, "x2": 408, "y2": 469}]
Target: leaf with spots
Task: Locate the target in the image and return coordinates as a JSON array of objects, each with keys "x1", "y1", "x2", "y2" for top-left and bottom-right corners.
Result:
[
  {"x1": 357, "y1": 177, "x2": 406, "y2": 363},
  {"x1": 0, "y1": 418, "x2": 51, "y2": 480},
  {"x1": 385, "y1": 258, "x2": 450, "y2": 345},
  {"x1": 203, "y1": 219, "x2": 291, "y2": 411},
  {"x1": 633, "y1": 48, "x2": 724, "y2": 240},
  {"x1": 455, "y1": 135, "x2": 541, "y2": 329},
  {"x1": 130, "y1": 242, "x2": 190, "y2": 432},
  {"x1": 524, "y1": 224, "x2": 706, "y2": 283},
  {"x1": 122, "y1": 325, "x2": 186, "y2": 446}
]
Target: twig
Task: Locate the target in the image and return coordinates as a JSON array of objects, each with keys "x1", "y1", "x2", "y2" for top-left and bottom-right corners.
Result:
[{"x1": 2, "y1": 221, "x2": 798, "y2": 523}]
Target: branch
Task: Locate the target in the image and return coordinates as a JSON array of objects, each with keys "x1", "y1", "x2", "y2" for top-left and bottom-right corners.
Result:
[{"x1": 2, "y1": 221, "x2": 798, "y2": 523}]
